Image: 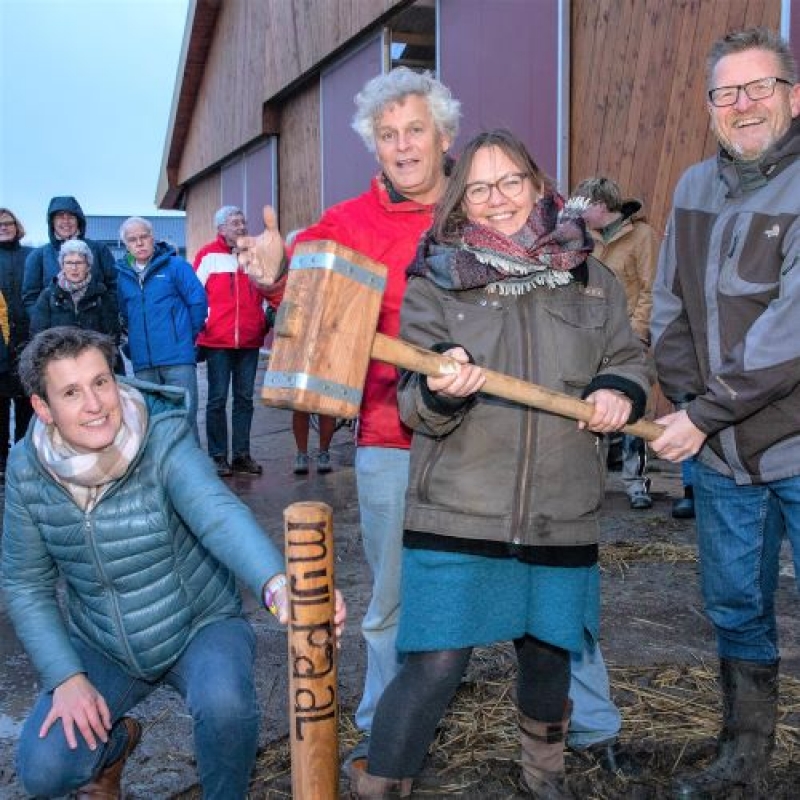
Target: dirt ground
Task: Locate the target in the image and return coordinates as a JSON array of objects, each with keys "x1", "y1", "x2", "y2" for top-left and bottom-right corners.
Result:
[
  {"x1": 1, "y1": 399, "x2": 799, "y2": 799},
  {"x1": 187, "y1": 427, "x2": 799, "y2": 799}
]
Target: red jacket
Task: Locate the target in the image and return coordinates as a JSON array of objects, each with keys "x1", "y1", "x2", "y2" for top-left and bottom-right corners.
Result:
[
  {"x1": 293, "y1": 177, "x2": 435, "y2": 449},
  {"x1": 194, "y1": 235, "x2": 280, "y2": 349}
]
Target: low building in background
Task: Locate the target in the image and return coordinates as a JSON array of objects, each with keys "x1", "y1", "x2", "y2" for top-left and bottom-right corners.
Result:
[{"x1": 85, "y1": 214, "x2": 186, "y2": 260}]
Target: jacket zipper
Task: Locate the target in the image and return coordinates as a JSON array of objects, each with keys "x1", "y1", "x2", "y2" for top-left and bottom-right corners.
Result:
[
  {"x1": 233, "y1": 268, "x2": 240, "y2": 348},
  {"x1": 82, "y1": 511, "x2": 139, "y2": 668}
]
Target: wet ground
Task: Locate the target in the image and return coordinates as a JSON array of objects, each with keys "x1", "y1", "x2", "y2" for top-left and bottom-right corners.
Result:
[{"x1": 1, "y1": 361, "x2": 798, "y2": 798}]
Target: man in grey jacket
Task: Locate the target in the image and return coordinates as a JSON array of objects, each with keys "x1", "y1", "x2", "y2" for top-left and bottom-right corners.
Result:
[
  {"x1": 651, "y1": 27, "x2": 800, "y2": 798},
  {"x1": 1, "y1": 327, "x2": 345, "y2": 799}
]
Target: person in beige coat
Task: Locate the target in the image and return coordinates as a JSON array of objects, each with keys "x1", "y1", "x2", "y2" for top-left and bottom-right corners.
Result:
[{"x1": 575, "y1": 177, "x2": 658, "y2": 510}]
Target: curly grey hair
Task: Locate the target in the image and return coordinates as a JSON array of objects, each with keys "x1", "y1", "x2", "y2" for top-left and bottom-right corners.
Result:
[
  {"x1": 351, "y1": 67, "x2": 460, "y2": 153},
  {"x1": 58, "y1": 239, "x2": 94, "y2": 268}
]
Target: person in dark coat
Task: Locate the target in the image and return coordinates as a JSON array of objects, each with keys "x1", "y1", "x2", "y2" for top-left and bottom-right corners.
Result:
[
  {"x1": 29, "y1": 240, "x2": 120, "y2": 345},
  {"x1": 0, "y1": 207, "x2": 33, "y2": 473},
  {"x1": 22, "y1": 196, "x2": 117, "y2": 312}
]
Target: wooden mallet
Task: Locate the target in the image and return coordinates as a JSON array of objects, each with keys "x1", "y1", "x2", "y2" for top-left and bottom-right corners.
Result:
[{"x1": 262, "y1": 240, "x2": 663, "y2": 441}]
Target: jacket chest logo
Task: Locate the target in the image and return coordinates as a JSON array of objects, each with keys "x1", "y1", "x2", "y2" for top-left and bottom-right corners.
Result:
[
  {"x1": 764, "y1": 224, "x2": 780, "y2": 239},
  {"x1": 581, "y1": 287, "x2": 605, "y2": 298}
]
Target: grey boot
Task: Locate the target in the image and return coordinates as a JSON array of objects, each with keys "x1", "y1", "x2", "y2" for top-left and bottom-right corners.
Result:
[
  {"x1": 672, "y1": 658, "x2": 779, "y2": 798},
  {"x1": 519, "y1": 705, "x2": 571, "y2": 799},
  {"x1": 346, "y1": 758, "x2": 413, "y2": 799}
]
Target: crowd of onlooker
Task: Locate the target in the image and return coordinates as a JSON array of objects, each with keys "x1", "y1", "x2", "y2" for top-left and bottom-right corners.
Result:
[{"x1": 0, "y1": 198, "x2": 283, "y2": 477}]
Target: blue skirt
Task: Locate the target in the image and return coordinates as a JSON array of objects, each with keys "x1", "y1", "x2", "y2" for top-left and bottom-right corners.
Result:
[{"x1": 396, "y1": 546, "x2": 599, "y2": 655}]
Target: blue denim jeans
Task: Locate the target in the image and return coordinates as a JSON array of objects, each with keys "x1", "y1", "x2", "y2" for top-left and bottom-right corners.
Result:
[
  {"x1": 681, "y1": 456, "x2": 696, "y2": 488},
  {"x1": 205, "y1": 348, "x2": 260, "y2": 459},
  {"x1": 694, "y1": 460, "x2": 800, "y2": 663},
  {"x1": 353, "y1": 446, "x2": 409, "y2": 733},
  {"x1": 567, "y1": 639, "x2": 621, "y2": 748},
  {"x1": 621, "y1": 434, "x2": 649, "y2": 497},
  {"x1": 16, "y1": 618, "x2": 259, "y2": 799},
  {"x1": 135, "y1": 363, "x2": 199, "y2": 442}
]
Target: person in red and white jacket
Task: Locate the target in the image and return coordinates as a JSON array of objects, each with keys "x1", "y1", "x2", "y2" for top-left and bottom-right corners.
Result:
[{"x1": 193, "y1": 207, "x2": 280, "y2": 476}]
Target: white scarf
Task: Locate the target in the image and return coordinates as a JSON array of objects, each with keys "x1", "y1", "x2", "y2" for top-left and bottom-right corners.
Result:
[{"x1": 33, "y1": 383, "x2": 148, "y2": 510}]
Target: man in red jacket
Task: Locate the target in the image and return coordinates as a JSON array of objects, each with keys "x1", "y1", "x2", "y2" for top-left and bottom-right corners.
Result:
[
  {"x1": 237, "y1": 68, "x2": 460, "y2": 769},
  {"x1": 194, "y1": 207, "x2": 280, "y2": 476}
]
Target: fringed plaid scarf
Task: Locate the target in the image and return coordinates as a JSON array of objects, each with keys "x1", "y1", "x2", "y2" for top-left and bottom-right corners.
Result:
[
  {"x1": 33, "y1": 383, "x2": 148, "y2": 510},
  {"x1": 409, "y1": 193, "x2": 593, "y2": 295}
]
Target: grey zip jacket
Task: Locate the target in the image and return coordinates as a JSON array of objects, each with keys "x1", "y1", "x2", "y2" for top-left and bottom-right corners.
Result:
[{"x1": 652, "y1": 116, "x2": 800, "y2": 485}]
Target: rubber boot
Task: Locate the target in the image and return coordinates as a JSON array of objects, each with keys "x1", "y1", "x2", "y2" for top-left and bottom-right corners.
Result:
[
  {"x1": 346, "y1": 758, "x2": 413, "y2": 799},
  {"x1": 519, "y1": 703, "x2": 571, "y2": 799},
  {"x1": 672, "y1": 658, "x2": 778, "y2": 798},
  {"x1": 77, "y1": 717, "x2": 142, "y2": 799}
]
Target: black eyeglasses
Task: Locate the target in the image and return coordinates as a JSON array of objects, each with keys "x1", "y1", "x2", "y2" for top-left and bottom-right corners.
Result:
[
  {"x1": 464, "y1": 173, "x2": 530, "y2": 205},
  {"x1": 708, "y1": 76, "x2": 792, "y2": 107}
]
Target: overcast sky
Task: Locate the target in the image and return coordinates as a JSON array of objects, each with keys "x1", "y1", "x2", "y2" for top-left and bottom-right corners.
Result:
[{"x1": 0, "y1": 0, "x2": 190, "y2": 244}]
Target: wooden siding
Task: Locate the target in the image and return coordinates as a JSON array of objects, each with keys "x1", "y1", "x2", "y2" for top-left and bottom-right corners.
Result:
[
  {"x1": 175, "y1": 0, "x2": 409, "y2": 190},
  {"x1": 262, "y1": 0, "x2": 407, "y2": 100},
  {"x1": 178, "y1": 0, "x2": 270, "y2": 184},
  {"x1": 185, "y1": 171, "x2": 221, "y2": 263},
  {"x1": 278, "y1": 82, "x2": 323, "y2": 235},
  {"x1": 570, "y1": 0, "x2": 780, "y2": 236}
]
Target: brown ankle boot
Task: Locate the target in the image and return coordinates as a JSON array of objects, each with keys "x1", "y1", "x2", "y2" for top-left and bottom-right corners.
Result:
[
  {"x1": 77, "y1": 717, "x2": 142, "y2": 800},
  {"x1": 346, "y1": 758, "x2": 413, "y2": 799},
  {"x1": 519, "y1": 704, "x2": 571, "y2": 798}
]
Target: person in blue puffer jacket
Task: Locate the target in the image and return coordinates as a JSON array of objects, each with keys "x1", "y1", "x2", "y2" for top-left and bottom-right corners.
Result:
[
  {"x1": 116, "y1": 217, "x2": 207, "y2": 440},
  {"x1": 1, "y1": 327, "x2": 346, "y2": 800}
]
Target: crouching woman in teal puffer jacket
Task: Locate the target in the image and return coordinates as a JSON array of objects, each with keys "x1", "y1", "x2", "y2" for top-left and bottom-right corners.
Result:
[{"x1": 0, "y1": 327, "x2": 345, "y2": 799}]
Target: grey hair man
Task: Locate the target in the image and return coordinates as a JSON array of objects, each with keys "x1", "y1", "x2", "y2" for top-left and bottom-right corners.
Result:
[
  {"x1": 651, "y1": 27, "x2": 800, "y2": 797},
  {"x1": 116, "y1": 216, "x2": 208, "y2": 441},
  {"x1": 193, "y1": 206, "x2": 280, "y2": 476}
]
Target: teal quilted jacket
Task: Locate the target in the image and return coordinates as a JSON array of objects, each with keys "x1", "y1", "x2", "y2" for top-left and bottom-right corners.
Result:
[{"x1": 1, "y1": 379, "x2": 283, "y2": 690}]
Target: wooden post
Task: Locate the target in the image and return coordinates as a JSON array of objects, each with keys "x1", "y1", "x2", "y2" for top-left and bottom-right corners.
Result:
[{"x1": 284, "y1": 501, "x2": 339, "y2": 799}]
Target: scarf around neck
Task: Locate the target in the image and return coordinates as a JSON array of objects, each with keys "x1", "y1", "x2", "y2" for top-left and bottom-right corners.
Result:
[
  {"x1": 408, "y1": 192, "x2": 593, "y2": 295},
  {"x1": 57, "y1": 271, "x2": 93, "y2": 307},
  {"x1": 33, "y1": 382, "x2": 148, "y2": 510}
]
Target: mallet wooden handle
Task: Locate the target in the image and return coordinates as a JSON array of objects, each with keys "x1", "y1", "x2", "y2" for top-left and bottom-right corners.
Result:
[{"x1": 371, "y1": 332, "x2": 664, "y2": 442}]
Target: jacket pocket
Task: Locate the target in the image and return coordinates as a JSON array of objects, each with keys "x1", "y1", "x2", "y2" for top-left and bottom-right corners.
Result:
[{"x1": 541, "y1": 300, "x2": 607, "y2": 389}]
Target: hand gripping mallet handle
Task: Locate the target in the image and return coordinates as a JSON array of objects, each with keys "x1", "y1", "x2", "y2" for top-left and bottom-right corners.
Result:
[
  {"x1": 284, "y1": 501, "x2": 338, "y2": 800},
  {"x1": 371, "y1": 333, "x2": 664, "y2": 441}
]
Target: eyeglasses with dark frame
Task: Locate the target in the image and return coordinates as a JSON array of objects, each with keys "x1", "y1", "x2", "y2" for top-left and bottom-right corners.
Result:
[
  {"x1": 0, "y1": 220, "x2": 17, "y2": 228},
  {"x1": 464, "y1": 173, "x2": 530, "y2": 205},
  {"x1": 708, "y1": 76, "x2": 792, "y2": 107}
]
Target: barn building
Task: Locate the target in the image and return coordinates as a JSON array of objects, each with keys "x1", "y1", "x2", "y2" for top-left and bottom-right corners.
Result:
[{"x1": 156, "y1": 0, "x2": 798, "y2": 259}]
